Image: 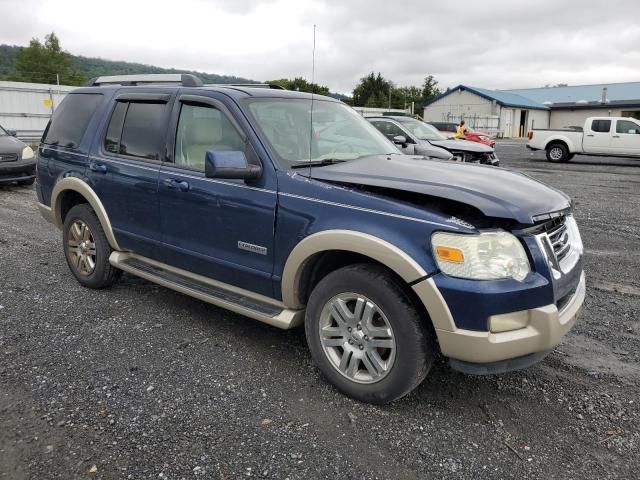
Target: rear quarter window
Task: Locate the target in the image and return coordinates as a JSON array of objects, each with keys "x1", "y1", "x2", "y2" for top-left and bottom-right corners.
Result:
[{"x1": 42, "y1": 93, "x2": 103, "y2": 148}]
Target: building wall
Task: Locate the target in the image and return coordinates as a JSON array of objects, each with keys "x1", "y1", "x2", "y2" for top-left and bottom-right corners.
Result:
[
  {"x1": 423, "y1": 89, "x2": 495, "y2": 121},
  {"x1": 549, "y1": 108, "x2": 625, "y2": 129},
  {"x1": 527, "y1": 109, "x2": 550, "y2": 131},
  {"x1": 0, "y1": 81, "x2": 75, "y2": 135},
  {"x1": 424, "y1": 89, "x2": 550, "y2": 137}
]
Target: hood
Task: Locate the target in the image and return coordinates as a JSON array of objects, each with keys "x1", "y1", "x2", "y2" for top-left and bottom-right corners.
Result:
[
  {"x1": 428, "y1": 138, "x2": 493, "y2": 153},
  {"x1": 467, "y1": 129, "x2": 490, "y2": 137},
  {"x1": 0, "y1": 134, "x2": 25, "y2": 155},
  {"x1": 301, "y1": 155, "x2": 570, "y2": 225}
]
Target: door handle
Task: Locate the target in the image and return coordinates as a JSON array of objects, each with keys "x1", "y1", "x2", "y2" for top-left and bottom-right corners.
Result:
[
  {"x1": 89, "y1": 162, "x2": 107, "y2": 173},
  {"x1": 163, "y1": 178, "x2": 190, "y2": 192},
  {"x1": 612, "y1": 135, "x2": 620, "y2": 138},
  {"x1": 586, "y1": 134, "x2": 594, "y2": 137}
]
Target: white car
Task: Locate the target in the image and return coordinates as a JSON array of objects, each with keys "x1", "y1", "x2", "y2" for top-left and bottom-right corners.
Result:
[{"x1": 527, "y1": 116, "x2": 640, "y2": 162}]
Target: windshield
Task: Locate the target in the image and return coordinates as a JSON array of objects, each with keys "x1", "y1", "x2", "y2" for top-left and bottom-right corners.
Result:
[
  {"x1": 396, "y1": 118, "x2": 447, "y2": 141},
  {"x1": 245, "y1": 98, "x2": 400, "y2": 168}
]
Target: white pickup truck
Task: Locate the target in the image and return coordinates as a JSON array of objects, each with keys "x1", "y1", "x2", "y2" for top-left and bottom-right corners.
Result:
[{"x1": 527, "y1": 116, "x2": 640, "y2": 162}]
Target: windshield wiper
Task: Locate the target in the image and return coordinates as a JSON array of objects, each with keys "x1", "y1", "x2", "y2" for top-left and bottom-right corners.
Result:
[{"x1": 290, "y1": 159, "x2": 347, "y2": 169}]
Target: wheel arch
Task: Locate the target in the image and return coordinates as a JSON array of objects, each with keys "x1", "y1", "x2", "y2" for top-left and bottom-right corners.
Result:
[
  {"x1": 545, "y1": 137, "x2": 572, "y2": 153},
  {"x1": 50, "y1": 177, "x2": 121, "y2": 250},
  {"x1": 281, "y1": 230, "x2": 428, "y2": 309}
]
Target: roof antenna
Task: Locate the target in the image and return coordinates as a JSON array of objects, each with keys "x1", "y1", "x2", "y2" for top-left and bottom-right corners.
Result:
[{"x1": 308, "y1": 24, "x2": 317, "y2": 179}]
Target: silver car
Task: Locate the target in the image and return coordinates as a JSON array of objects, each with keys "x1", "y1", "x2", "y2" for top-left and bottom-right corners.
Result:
[
  {"x1": 367, "y1": 116, "x2": 499, "y2": 166},
  {"x1": 0, "y1": 125, "x2": 36, "y2": 185}
]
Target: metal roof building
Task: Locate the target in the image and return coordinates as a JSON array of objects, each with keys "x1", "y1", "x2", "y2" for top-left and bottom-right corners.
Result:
[{"x1": 423, "y1": 82, "x2": 640, "y2": 137}]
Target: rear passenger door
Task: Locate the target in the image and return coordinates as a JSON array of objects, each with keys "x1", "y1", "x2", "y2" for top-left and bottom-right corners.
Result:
[
  {"x1": 157, "y1": 93, "x2": 277, "y2": 297},
  {"x1": 583, "y1": 119, "x2": 612, "y2": 154},
  {"x1": 88, "y1": 92, "x2": 173, "y2": 260}
]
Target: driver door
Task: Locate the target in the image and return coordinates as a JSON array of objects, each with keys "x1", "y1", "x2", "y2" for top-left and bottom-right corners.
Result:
[
  {"x1": 611, "y1": 119, "x2": 640, "y2": 155},
  {"x1": 369, "y1": 120, "x2": 415, "y2": 154},
  {"x1": 158, "y1": 94, "x2": 277, "y2": 297}
]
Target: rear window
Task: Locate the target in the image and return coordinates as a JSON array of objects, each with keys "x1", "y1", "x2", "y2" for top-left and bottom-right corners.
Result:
[
  {"x1": 591, "y1": 119, "x2": 611, "y2": 133},
  {"x1": 103, "y1": 101, "x2": 167, "y2": 160},
  {"x1": 42, "y1": 93, "x2": 102, "y2": 148}
]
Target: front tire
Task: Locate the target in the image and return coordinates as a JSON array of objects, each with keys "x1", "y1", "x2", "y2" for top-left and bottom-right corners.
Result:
[
  {"x1": 63, "y1": 204, "x2": 121, "y2": 289},
  {"x1": 546, "y1": 143, "x2": 570, "y2": 163},
  {"x1": 305, "y1": 264, "x2": 435, "y2": 404}
]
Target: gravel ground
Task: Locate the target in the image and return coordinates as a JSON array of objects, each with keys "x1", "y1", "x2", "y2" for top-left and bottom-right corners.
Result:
[{"x1": 1, "y1": 143, "x2": 638, "y2": 479}]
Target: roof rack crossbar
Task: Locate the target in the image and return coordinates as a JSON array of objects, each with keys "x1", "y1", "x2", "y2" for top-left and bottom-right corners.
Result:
[{"x1": 85, "y1": 74, "x2": 203, "y2": 87}]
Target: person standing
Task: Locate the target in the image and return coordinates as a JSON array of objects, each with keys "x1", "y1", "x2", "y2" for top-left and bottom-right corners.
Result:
[{"x1": 455, "y1": 120, "x2": 467, "y2": 139}]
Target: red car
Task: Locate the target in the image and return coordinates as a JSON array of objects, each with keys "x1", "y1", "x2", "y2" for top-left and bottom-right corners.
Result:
[{"x1": 429, "y1": 122, "x2": 496, "y2": 147}]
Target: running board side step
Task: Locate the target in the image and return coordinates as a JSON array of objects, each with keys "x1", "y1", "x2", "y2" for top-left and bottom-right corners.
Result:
[{"x1": 109, "y1": 252, "x2": 304, "y2": 329}]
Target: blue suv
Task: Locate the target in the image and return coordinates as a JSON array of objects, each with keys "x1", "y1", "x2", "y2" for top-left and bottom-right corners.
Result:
[{"x1": 36, "y1": 74, "x2": 585, "y2": 403}]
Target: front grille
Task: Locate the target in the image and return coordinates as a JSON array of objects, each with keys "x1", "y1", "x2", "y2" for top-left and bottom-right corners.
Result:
[
  {"x1": 0, "y1": 153, "x2": 18, "y2": 163},
  {"x1": 547, "y1": 221, "x2": 571, "y2": 262}
]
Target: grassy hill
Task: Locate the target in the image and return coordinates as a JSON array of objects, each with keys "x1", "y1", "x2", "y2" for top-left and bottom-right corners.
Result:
[{"x1": 0, "y1": 44, "x2": 258, "y2": 85}]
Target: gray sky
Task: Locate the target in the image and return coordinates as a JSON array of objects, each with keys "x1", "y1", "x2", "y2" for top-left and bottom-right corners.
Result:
[{"x1": 1, "y1": 0, "x2": 639, "y2": 94}]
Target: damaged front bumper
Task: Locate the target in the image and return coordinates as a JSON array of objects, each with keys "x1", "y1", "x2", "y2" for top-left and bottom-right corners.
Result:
[{"x1": 436, "y1": 271, "x2": 585, "y2": 370}]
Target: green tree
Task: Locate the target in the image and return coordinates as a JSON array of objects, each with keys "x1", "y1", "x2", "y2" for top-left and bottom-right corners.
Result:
[
  {"x1": 352, "y1": 72, "x2": 392, "y2": 107},
  {"x1": 421, "y1": 74, "x2": 441, "y2": 102},
  {"x1": 15, "y1": 32, "x2": 84, "y2": 85},
  {"x1": 266, "y1": 77, "x2": 330, "y2": 95}
]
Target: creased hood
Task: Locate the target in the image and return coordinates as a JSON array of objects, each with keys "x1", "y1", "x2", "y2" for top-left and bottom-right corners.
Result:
[
  {"x1": 301, "y1": 156, "x2": 571, "y2": 224},
  {"x1": 428, "y1": 138, "x2": 493, "y2": 152}
]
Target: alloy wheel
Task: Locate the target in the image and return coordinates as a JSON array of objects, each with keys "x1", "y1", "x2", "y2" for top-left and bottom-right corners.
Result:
[
  {"x1": 549, "y1": 147, "x2": 563, "y2": 161},
  {"x1": 318, "y1": 293, "x2": 396, "y2": 384},
  {"x1": 67, "y1": 220, "x2": 97, "y2": 276}
]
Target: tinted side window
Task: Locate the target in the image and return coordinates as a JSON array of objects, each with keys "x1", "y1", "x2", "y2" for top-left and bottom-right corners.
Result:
[
  {"x1": 118, "y1": 102, "x2": 166, "y2": 160},
  {"x1": 42, "y1": 93, "x2": 102, "y2": 148},
  {"x1": 104, "y1": 102, "x2": 127, "y2": 154},
  {"x1": 175, "y1": 103, "x2": 245, "y2": 171},
  {"x1": 591, "y1": 120, "x2": 611, "y2": 133},
  {"x1": 616, "y1": 120, "x2": 640, "y2": 134}
]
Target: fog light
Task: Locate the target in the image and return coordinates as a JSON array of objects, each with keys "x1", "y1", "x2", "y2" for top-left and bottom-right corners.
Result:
[{"x1": 489, "y1": 310, "x2": 529, "y2": 333}]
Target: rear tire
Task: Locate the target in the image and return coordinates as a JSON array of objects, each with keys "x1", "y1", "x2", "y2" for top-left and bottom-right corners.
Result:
[
  {"x1": 305, "y1": 263, "x2": 435, "y2": 404},
  {"x1": 546, "y1": 143, "x2": 570, "y2": 163},
  {"x1": 62, "y1": 204, "x2": 121, "y2": 289}
]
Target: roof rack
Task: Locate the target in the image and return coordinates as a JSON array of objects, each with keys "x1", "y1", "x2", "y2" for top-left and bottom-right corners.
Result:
[
  {"x1": 206, "y1": 83, "x2": 286, "y2": 90},
  {"x1": 85, "y1": 74, "x2": 203, "y2": 87}
]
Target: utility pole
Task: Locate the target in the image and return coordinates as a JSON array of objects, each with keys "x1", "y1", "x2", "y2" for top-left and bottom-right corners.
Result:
[{"x1": 388, "y1": 83, "x2": 391, "y2": 109}]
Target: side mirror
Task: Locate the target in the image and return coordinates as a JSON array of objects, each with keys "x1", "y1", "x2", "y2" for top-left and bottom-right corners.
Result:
[
  {"x1": 204, "y1": 150, "x2": 261, "y2": 180},
  {"x1": 7, "y1": 129, "x2": 17, "y2": 137},
  {"x1": 392, "y1": 135, "x2": 408, "y2": 147}
]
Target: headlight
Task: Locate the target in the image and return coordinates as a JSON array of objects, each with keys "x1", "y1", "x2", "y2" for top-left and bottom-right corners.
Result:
[
  {"x1": 431, "y1": 231, "x2": 530, "y2": 281},
  {"x1": 479, "y1": 135, "x2": 490, "y2": 141},
  {"x1": 21, "y1": 146, "x2": 35, "y2": 160}
]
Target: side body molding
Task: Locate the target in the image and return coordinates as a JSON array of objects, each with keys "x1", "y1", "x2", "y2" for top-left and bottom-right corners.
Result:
[{"x1": 45, "y1": 177, "x2": 121, "y2": 251}]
